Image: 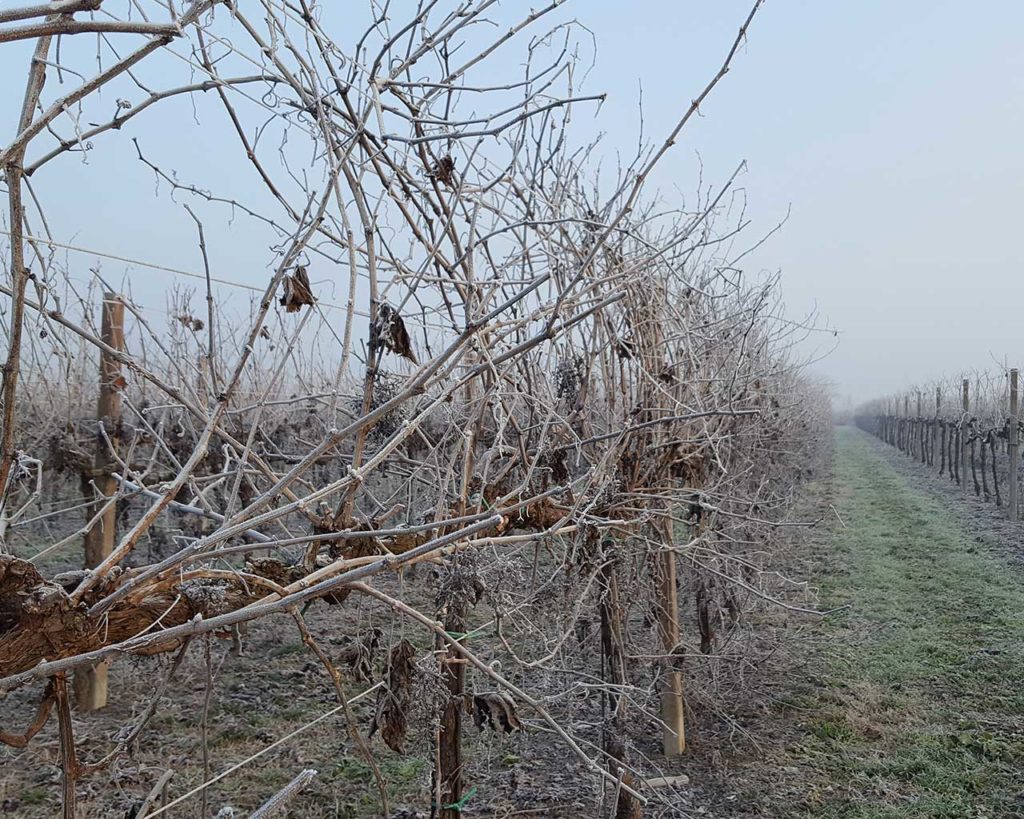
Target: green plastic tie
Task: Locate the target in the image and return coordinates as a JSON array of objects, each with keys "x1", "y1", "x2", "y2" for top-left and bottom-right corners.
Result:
[{"x1": 442, "y1": 784, "x2": 478, "y2": 812}]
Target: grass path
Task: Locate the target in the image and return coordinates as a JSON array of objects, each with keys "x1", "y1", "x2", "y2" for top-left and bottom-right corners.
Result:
[{"x1": 795, "y1": 428, "x2": 1024, "y2": 818}]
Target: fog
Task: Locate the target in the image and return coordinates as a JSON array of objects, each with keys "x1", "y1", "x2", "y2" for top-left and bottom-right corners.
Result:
[{"x1": 578, "y1": 1, "x2": 1024, "y2": 406}]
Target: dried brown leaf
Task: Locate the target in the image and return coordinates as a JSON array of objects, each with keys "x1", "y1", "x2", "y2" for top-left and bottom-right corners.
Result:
[
  {"x1": 426, "y1": 155, "x2": 456, "y2": 188},
  {"x1": 472, "y1": 692, "x2": 522, "y2": 734},
  {"x1": 615, "y1": 337, "x2": 635, "y2": 360},
  {"x1": 369, "y1": 639, "x2": 416, "y2": 753},
  {"x1": 279, "y1": 266, "x2": 316, "y2": 313},
  {"x1": 372, "y1": 303, "x2": 417, "y2": 364},
  {"x1": 336, "y1": 627, "x2": 382, "y2": 683}
]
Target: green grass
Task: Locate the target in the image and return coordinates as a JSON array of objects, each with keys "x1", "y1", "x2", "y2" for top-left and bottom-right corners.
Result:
[
  {"x1": 798, "y1": 427, "x2": 1024, "y2": 819},
  {"x1": 18, "y1": 787, "x2": 51, "y2": 806}
]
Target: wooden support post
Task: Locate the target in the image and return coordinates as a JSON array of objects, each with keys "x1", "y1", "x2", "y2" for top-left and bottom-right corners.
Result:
[
  {"x1": 436, "y1": 598, "x2": 468, "y2": 819},
  {"x1": 74, "y1": 293, "x2": 124, "y2": 712},
  {"x1": 903, "y1": 395, "x2": 910, "y2": 454},
  {"x1": 891, "y1": 397, "x2": 896, "y2": 446},
  {"x1": 54, "y1": 673, "x2": 78, "y2": 819},
  {"x1": 1009, "y1": 369, "x2": 1019, "y2": 521},
  {"x1": 962, "y1": 379, "x2": 970, "y2": 495},
  {"x1": 917, "y1": 391, "x2": 924, "y2": 463},
  {"x1": 598, "y1": 544, "x2": 641, "y2": 819},
  {"x1": 921, "y1": 389, "x2": 929, "y2": 460},
  {"x1": 656, "y1": 524, "x2": 685, "y2": 756}
]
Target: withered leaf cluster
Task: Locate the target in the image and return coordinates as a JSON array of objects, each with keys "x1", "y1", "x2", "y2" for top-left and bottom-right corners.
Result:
[
  {"x1": 175, "y1": 314, "x2": 204, "y2": 332},
  {"x1": 369, "y1": 639, "x2": 417, "y2": 754},
  {"x1": 336, "y1": 627, "x2": 382, "y2": 683}
]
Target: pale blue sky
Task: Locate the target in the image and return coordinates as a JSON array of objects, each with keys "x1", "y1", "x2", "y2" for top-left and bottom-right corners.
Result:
[
  {"x1": 3, "y1": 1, "x2": 1023, "y2": 404},
  {"x1": 580, "y1": 1, "x2": 1024, "y2": 405}
]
